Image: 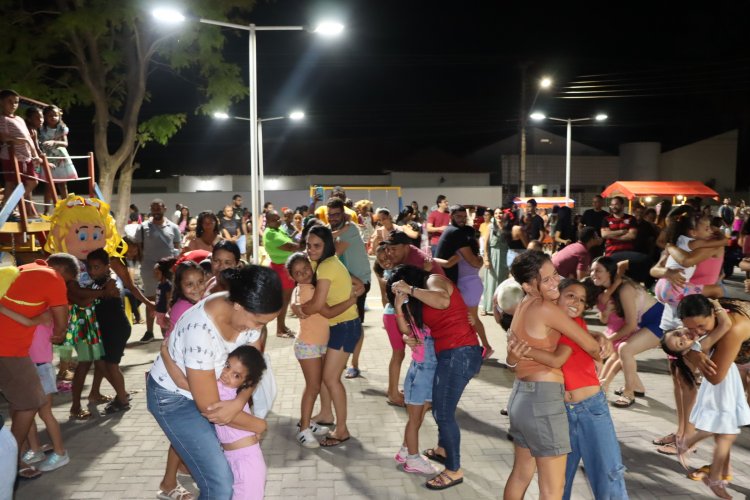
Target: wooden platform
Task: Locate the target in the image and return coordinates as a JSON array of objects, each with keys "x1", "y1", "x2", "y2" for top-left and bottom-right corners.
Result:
[{"x1": 0, "y1": 220, "x2": 51, "y2": 233}]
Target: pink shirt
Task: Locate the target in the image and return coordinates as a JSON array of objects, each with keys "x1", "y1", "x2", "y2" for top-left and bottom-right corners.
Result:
[
  {"x1": 0, "y1": 115, "x2": 35, "y2": 161},
  {"x1": 166, "y1": 298, "x2": 195, "y2": 337},
  {"x1": 28, "y1": 324, "x2": 53, "y2": 364},
  {"x1": 214, "y1": 381, "x2": 257, "y2": 445},
  {"x1": 551, "y1": 242, "x2": 591, "y2": 278}
]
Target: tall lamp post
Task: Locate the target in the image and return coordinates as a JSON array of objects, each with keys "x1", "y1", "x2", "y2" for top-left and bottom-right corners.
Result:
[
  {"x1": 215, "y1": 110, "x2": 306, "y2": 214},
  {"x1": 529, "y1": 112, "x2": 608, "y2": 206},
  {"x1": 519, "y1": 73, "x2": 552, "y2": 197},
  {"x1": 153, "y1": 7, "x2": 342, "y2": 262}
]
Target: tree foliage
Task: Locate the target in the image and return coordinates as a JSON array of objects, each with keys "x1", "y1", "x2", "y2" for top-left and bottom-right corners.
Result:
[{"x1": 0, "y1": 0, "x2": 254, "y2": 225}]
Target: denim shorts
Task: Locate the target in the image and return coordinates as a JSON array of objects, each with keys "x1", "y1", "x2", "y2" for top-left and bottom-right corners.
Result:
[
  {"x1": 403, "y1": 336, "x2": 437, "y2": 405},
  {"x1": 327, "y1": 318, "x2": 362, "y2": 353},
  {"x1": 294, "y1": 338, "x2": 327, "y2": 360},
  {"x1": 507, "y1": 380, "x2": 571, "y2": 457},
  {"x1": 36, "y1": 362, "x2": 57, "y2": 395}
]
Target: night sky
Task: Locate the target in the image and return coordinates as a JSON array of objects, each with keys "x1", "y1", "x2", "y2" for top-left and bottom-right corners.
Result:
[{"x1": 60, "y1": 1, "x2": 750, "y2": 179}]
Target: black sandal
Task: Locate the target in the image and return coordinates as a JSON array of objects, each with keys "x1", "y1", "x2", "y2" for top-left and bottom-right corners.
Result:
[
  {"x1": 423, "y1": 448, "x2": 447, "y2": 465},
  {"x1": 426, "y1": 471, "x2": 463, "y2": 490}
]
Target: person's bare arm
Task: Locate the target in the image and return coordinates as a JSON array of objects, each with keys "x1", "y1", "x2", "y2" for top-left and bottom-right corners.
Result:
[
  {"x1": 297, "y1": 279, "x2": 331, "y2": 316},
  {"x1": 160, "y1": 342, "x2": 189, "y2": 391},
  {"x1": 541, "y1": 302, "x2": 601, "y2": 360},
  {"x1": 617, "y1": 227, "x2": 637, "y2": 241},
  {"x1": 665, "y1": 243, "x2": 720, "y2": 268},
  {"x1": 457, "y1": 246, "x2": 483, "y2": 268},
  {"x1": 524, "y1": 342, "x2": 574, "y2": 368},
  {"x1": 609, "y1": 284, "x2": 638, "y2": 341},
  {"x1": 688, "y1": 237, "x2": 728, "y2": 250},
  {"x1": 278, "y1": 242, "x2": 299, "y2": 252},
  {"x1": 391, "y1": 275, "x2": 451, "y2": 310},
  {"x1": 111, "y1": 257, "x2": 155, "y2": 308},
  {"x1": 400, "y1": 224, "x2": 419, "y2": 240},
  {"x1": 50, "y1": 304, "x2": 69, "y2": 344},
  {"x1": 0, "y1": 305, "x2": 51, "y2": 327}
]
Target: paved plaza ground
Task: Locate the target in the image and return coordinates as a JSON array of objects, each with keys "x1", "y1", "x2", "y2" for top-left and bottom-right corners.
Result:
[{"x1": 7, "y1": 269, "x2": 750, "y2": 499}]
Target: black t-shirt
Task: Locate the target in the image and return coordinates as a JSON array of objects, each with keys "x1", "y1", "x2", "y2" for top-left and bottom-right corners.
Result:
[
  {"x1": 220, "y1": 217, "x2": 241, "y2": 237},
  {"x1": 435, "y1": 225, "x2": 476, "y2": 284},
  {"x1": 526, "y1": 214, "x2": 545, "y2": 240},
  {"x1": 581, "y1": 209, "x2": 609, "y2": 234},
  {"x1": 634, "y1": 220, "x2": 659, "y2": 258}
]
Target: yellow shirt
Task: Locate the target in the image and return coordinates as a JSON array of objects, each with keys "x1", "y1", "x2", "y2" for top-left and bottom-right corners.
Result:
[
  {"x1": 314, "y1": 205, "x2": 358, "y2": 225},
  {"x1": 313, "y1": 256, "x2": 358, "y2": 325}
]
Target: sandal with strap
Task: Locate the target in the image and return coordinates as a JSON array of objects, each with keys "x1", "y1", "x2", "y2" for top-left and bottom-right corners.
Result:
[
  {"x1": 422, "y1": 448, "x2": 447, "y2": 465},
  {"x1": 69, "y1": 408, "x2": 91, "y2": 420},
  {"x1": 701, "y1": 477, "x2": 733, "y2": 499},
  {"x1": 17, "y1": 466, "x2": 42, "y2": 480},
  {"x1": 675, "y1": 436, "x2": 693, "y2": 470},
  {"x1": 157, "y1": 484, "x2": 195, "y2": 500},
  {"x1": 425, "y1": 471, "x2": 464, "y2": 490},
  {"x1": 612, "y1": 395, "x2": 635, "y2": 408},
  {"x1": 87, "y1": 394, "x2": 114, "y2": 404},
  {"x1": 653, "y1": 433, "x2": 676, "y2": 446},
  {"x1": 689, "y1": 464, "x2": 733, "y2": 482}
]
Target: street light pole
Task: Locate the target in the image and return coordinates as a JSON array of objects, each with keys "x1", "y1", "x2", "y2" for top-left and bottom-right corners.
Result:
[{"x1": 530, "y1": 113, "x2": 607, "y2": 206}]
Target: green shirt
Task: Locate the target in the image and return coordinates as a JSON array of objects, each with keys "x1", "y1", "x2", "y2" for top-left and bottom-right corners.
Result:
[{"x1": 263, "y1": 227, "x2": 295, "y2": 264}]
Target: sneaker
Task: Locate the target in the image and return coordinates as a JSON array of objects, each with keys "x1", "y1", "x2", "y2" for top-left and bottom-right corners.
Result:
[
  {"x1": 22, "y1": 449, "x2": 45, "y2": 465},
  {"x1": 295, "y1": 421, "x2": 330, "y2": 437},
  {"x1": 394, "y1": 446, "x2": 408, "y2": 464},
  {"x1": 37, "y1": 452, "x2": 70, "y2": 472},
  {"x1": 404, "y1": 454, "x2": 438, "y2": 475},
  {"x1": 296, "y1": 428, "x2": 320, "y2": 449},
  {"x1": 139, "y1": 331, "x2": 154, "y2": 343}
]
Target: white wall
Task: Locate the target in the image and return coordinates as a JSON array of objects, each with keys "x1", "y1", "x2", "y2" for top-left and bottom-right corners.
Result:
[{"x1": 659, "y1": 130, "x2": 737, "y2": 192}]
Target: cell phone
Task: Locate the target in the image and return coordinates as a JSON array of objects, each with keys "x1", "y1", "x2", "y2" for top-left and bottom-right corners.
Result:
[{"x1": 315, "y1": 186, "x2": 324, "y2": 200}]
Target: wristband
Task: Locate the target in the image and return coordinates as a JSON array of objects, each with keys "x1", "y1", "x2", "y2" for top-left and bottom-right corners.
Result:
[
  {"x1": 410, "y1": 285, "x2": 415, "y2": 296},
  {"x1": 506, "y1": 361, "x2": 518, "y2": 368}
]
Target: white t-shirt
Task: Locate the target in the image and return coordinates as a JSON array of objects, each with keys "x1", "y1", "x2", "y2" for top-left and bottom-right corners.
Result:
[
  {"x1": 665, "y1": 235, "x2": 696, "y2": 281},
  {"x1": 149, "y1": 295, "x2": 261, "y2": 398}
]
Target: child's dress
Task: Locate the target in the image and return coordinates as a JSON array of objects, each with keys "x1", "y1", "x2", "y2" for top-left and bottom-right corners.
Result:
[
  {"x1": 39, "y1": 123, "x2": 78, "y2": 180},
  {"x1": 165, "y1": 298, "x2": 194, "y2": 338},
  {"x1": 65, "y1": 261, "x2": 104, "y2": 362},
  {"x1": 654, "y1": 235, "x2": 704, "y2": 306},
  {"x1": 215, "y1": 381, "x2": 266, "y2": 500},
  {"x1": 689, "y1": 343, "x2": 750, "y2": 434}
]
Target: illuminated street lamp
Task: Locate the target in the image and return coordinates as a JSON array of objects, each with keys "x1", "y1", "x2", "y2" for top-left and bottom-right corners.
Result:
[
  {"x1": 154, "y1": 7, "x2": 342, "y2": 262},
  {"x1": 214, "y1": 110, "x2": 305, "y2": 214},
  {"x1": 530, "y1": 112, "x2": 608, "y2": 205}
]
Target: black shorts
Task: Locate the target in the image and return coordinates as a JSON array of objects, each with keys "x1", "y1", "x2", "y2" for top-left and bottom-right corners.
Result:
[
  {"x1": 356, "y1": 281, "x2": 371, "y2": 323},
  {"x1": 100, "y1": 320, "x2": 132, "y2": 364}
]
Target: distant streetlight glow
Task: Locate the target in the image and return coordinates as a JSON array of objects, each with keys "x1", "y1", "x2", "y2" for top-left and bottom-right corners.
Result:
[
  {"x1": 540, "y1": 77, "x2": 553, "y2": 89},
  {"x1": 313, "y1": 22, "x2": 344, "y2": 36},
  {"x1": 289, "y1": 110, "x2": 305, "y2": 120},
  {"x1": 530, "y1": 112, "x2": 609, "y2": 205},
  {"x1": 152, "y1": 8, "x2": 185, "y2": 23},
  {"x1": 213, "y1": 111, "x2": 229, "y2": 120}
]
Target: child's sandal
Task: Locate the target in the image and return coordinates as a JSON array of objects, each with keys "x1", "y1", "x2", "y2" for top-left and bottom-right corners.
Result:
[{"x1": 69, "y1": 408, "x2": 91, "y2": 420}]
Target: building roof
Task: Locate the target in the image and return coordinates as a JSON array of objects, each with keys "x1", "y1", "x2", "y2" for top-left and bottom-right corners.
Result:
[{"x1": 601, "y1": 181, "x2": 719, "y2": 200}]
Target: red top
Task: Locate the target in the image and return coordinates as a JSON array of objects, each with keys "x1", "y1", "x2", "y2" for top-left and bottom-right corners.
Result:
[
  {"x1": 0, "y1": 261, "x2": 68, "y2": 357},
  {"x1": 559, "y1": 316, "x2": 599, "y2": 391},
  {"x1": 427, "y1": 210, "x2": 451, "y2": 246},
  {"x1": 602, "y1": 213, "x2": 636, "y2": 255},
  {"x1": 420, "y1": 276, "x2": 478, "y2": 354}
]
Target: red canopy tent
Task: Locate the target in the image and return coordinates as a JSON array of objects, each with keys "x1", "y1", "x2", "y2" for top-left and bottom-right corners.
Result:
[{"x1": 601, "y1": 181, "x2": 719, "y2": 201}]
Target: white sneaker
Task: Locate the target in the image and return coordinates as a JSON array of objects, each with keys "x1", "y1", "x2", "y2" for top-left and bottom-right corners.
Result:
[
  {"x1": 22, "y1": 449, "x2": 45, "y2": 465},
  {"x1": 37, "y1": 451, "x2": 70, "y2": 472},
  {"x1": 296, "y1": 421, "x2": 330, "y2": 437},
  {"x1": 394, "y1": 446, "x2": 408, "y2": 464},
  {"x1": 296, "y1": 428, "x2": 320, "y2": 449},
  {"x1": 404, "y1": 454, "x2": 437, "y2": 474}
]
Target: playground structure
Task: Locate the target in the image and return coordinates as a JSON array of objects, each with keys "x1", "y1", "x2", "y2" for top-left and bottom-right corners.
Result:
[
  {"x1": 308, "y1": 185, "x2": 403, "y2": 213},
  {"x1": 0, "y1": 150, "x2": 99, "y2": 264}
]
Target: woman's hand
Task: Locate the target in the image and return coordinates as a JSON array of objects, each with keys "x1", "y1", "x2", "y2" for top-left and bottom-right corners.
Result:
[
  {"x1": 709, "y1": 298, "x2": 730, "y2": 330},
  {"x1": 402, "y1": 334, "x2": 421, "y2": 349},
  {"x1": 290, "y1": 301, "x2": 308, "y2": 320},
  {"x1": 663, "y1": 267, "x2": 686, "y2": 289},
  {"x1": 596, "y1": 334, "x2": 614, "y2": 358},
  {"x1": 507, "y1": 335, "x2": 532, "y2": 361},
  {"x1": 391, "y1": 280, "x2": 409, "y2": 297},
  {"x1": 202, "y1": 397, "x2": 244, "y2": 425},
  {"x1": 394, "y1": 289, "x2": 408, "y2": 310},
  {"x1": 685, "y1": 350, "x2": 717, "y2": 377}
]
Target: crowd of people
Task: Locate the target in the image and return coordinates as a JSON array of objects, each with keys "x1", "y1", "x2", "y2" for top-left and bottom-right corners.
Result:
[{"x1": 2, "y1": 182, "x2": 750, "y2": 500}]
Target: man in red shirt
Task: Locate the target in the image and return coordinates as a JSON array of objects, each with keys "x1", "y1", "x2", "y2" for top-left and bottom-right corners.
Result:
[
  {"x1": 0, "y1": 256, "x2": 72, "y2": 477},
  {"x1": 601, "y1": 196, "x2": 637, "y2": 256},
  {"x1": 426, "y1": 194, "x2": 450, "y2": 256},
  {"x1": 551, "y1": 227, "x2": 602, "y2": 279},
  {"x1": 383, "y1": 230, "x2": 445, "y2": 277}
]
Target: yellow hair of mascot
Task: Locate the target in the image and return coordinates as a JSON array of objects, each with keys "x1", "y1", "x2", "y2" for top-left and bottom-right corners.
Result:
[{"x1": 44, "y1": 194, "x2": 127, "y2": 260}]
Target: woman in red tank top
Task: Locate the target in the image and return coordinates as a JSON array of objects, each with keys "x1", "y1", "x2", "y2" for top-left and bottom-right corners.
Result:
[{"x1": 388, "y1": 264, "x2": 481, "y2": 491}]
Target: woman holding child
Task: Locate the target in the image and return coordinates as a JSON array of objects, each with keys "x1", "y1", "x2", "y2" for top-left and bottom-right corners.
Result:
[{"x1": 147, "y1": 265, "x2": 282, "y2": 499}]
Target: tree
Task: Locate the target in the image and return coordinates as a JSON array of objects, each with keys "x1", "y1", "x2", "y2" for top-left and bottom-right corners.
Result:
[{"x1": 0, "y1": 0, "x2": 251, "y2": 226}]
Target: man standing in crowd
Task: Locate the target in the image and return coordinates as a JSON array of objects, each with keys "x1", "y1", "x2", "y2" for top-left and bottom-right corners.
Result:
[
  {"x1": 327, "y1": 198, "x2": 371, "y2": 379},
  {"x1": 136, "y1": 198, "x2": 182, "y2": 342},
  {"x1": 720, "y1": 197, "x2": 734, "y2": 226},
  {"x1": 426, "y1": 194, "x2": 450, "y2": 256},
  {"x1": 263, "y1": 210, "x2": 300, "y2": 338},
  {"x1": 231, "y1": 194, "x2": 246, "y2": 219},
  {"x1": 0, "y1": 254, "x2": 76, "y2": 478},
  {"x1": 601, "y1": 196, "x2": 637, "y2": 257},
  {"x1": 383, "y1": 230, "x2": 445, "y2": 277},
  {"x1": 551, "y1": 227, "x2": 602, "y2": 279},
  {"x1": 314, "y1": 187, "x2": 357, "y2": 224},
  {"x1": 581, "y1": 194, "x2": 609, "y2": 232},
  {"x1": 435, "y1": 204, "x2": 482, "y2": 284},
  {"x1": 281, "y1": 208, "x2": 296, "y2": 237},
  {"x1": 523, "y1": 198, "x2": 547, "y2": 243}
]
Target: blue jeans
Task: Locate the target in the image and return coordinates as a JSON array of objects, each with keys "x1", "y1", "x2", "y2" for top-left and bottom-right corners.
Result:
[
  {"x1": 432, "y1": 345, "x2": 482, "y2": 471},
  {"x1": 147, "y1": 375, "x2": 234, "y2": 500},
  {"x1": 563, "y1": 391, "x2": 628, "y2": 500}
]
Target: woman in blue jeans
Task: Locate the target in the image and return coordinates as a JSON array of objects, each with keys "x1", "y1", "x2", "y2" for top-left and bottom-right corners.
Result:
[
  {"x1": 147, "y1": 265, "x2": 282, "y2": 499},
  {"x1": 389, "y1": 265, "x2": 482, "y2": 491}
]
